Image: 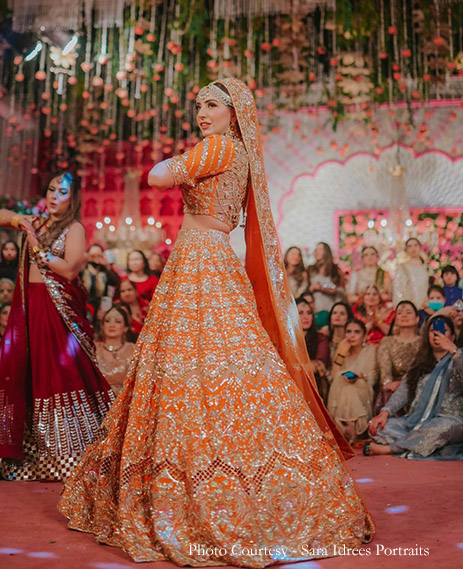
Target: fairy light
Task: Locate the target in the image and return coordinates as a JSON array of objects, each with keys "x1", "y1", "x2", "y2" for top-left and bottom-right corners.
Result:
[{"x1": 96, "y1": 221, "x2": 103, "y2": 229}]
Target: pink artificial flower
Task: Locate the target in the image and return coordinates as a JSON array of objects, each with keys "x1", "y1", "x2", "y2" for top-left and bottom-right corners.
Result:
[
  {"x1": 355, "y1": 216, "x2": 368, "y2": 233},
  {"x1": 435, "y1": 214, "x2": 447, "y2": 228},
  {"x1": 343, "y1": 222, "x2": 354, "y2": 233}
]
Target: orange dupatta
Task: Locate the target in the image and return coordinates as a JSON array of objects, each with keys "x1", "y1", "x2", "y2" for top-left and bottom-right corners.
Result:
[{"x1": 218, "y1": 78, "x2": 354, "y2": 461}]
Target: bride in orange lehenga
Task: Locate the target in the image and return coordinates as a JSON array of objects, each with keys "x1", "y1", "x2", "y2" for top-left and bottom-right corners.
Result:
[{"x1": 59, "y1": 78, "x2": 374, "y2": 566}]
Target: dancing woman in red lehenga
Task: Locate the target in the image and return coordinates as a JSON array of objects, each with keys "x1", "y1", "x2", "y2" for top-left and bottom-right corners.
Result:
[
  {"x1": 0, "y1": 173, "x2": 114, "y2": 481},
  {"x1": 59, "y1": 79, "x2": 374, "y2": 566}
]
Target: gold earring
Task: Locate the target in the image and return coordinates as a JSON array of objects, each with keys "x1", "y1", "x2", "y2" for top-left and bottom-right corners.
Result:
[{"x1": 226, "y1": 121, "x2": 240, "y2": 140}]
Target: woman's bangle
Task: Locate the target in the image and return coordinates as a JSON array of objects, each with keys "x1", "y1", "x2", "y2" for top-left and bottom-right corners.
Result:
[
  {"x1": 11, "y1": 214, "x2": 22, "y2": 229},
  {"x1": 383, "y1": 379, "x2": 392, "y2": 385},
  {"x1": 37, "y1": 250, "x2": 51, "y2": 268}
]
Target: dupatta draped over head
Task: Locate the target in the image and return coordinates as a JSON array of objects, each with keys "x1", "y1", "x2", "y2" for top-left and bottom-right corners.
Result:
[{"x1": 216, "y1": 78, "x2": 353, "y2": 461}]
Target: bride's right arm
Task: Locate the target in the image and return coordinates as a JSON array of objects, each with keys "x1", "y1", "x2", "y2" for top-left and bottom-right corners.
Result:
[
  {"x1": 148, "y1": 162, "x2": 175, "y2": 191},
  {"x1": 148, "y1": 134, "x2": 235, "y2": 191}
]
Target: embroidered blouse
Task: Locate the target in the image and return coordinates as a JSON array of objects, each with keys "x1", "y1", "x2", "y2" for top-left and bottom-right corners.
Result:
[{"x1": 165, "y1": 134, "x2": 249, "y2": 230}]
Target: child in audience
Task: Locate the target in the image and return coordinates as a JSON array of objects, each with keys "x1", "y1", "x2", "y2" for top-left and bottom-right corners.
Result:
[{"x1": 442, "y1": 265, "x2": 463, "y2": 306}]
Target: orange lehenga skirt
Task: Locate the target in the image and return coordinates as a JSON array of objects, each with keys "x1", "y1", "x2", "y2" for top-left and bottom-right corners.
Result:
[{"x1": 59, "y1": 228, "x2": 374, "y2": 567}]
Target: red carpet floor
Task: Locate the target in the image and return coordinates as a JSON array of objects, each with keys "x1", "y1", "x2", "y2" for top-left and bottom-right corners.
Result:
[{"x1": 1, "y1": 453, "x2": 462, "y2": 569}]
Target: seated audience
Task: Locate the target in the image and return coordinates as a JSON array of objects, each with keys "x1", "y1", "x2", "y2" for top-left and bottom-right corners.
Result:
[
  {"x1": 149, "y1": 251, "x2": 166, "y2": 278},
  {"x1": 417, "y1": 285, "x2": 446, "y2": 328},
  {"x1": 451, "y1": 300, "x2": 463, "y2": 341},
  {"x1": 284, "y1": 246, "x2": 309, "y2": 298},
  {"x1": 117, "y1": 279, "x2": 149, "y2": 339},
  {"x1": 393, "y1": 237, "x2": 432, "y2": 310},
  {"x1": 441, "y1": 265, "x2": 463, "y2": 306},
  {"x1": 82, "y1": 243, "x2": 121, "y2": 311},
  {"x1": 365, "y1": 315, "x2": 463, "y2": 459},
  {"x1": 0, "y1": 278, "x2": 14, "y2": 307},
  {"x1": 353, "y1": 285, "x2": 394, "y2": 345},
  {"x1": 0, "y1": 302, "x2": 11, "y2": 339},
  {"x1": 347, "y1": 246, "x2": 391, "y2": 305},
  {"x1": 296, "y1": 298, "x2": 330, "y2": 403},
  {"x1": 308, "y1": 242, "x2": 346, "y2": 327},
  {"x1": 374, "y1": 301, "x2": 421, "y2": 415},
  {"x1": 127, "y1": 249, "x2": 159, "y2": 302},
  {"x1": 327, "y1": 319, "x2": 378, "y2": 444},
  {"x1": 95, "y1": 306, "x2": 135, "y2": 396},
  {"x1": 0, "y1": 240, "x2": 20, "y2": 282},
  {"x1": 321, "y1": 301, "x2": 353, "y2": 363}
]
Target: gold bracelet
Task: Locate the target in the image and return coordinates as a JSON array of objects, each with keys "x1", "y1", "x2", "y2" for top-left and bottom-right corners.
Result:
[{"x1": 11, "y1": 214, "x2": 22, "y2": 229}]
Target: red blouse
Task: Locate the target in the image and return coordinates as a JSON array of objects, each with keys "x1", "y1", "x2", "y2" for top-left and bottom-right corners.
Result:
[
  {"x1": 353, "y1": 304, "x2": 395, "y2": 345},
  {"x1": 130, "y1": 275, "x2": 159, "y2": 302}
]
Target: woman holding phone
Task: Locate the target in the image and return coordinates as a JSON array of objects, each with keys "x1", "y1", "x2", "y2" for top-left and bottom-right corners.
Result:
[
  {"x1": 366, "y1": 315, "x2": 463, "y2": 459},
  {"x1": 328, "y1": 319, "x2": 378, "y2": 444}
]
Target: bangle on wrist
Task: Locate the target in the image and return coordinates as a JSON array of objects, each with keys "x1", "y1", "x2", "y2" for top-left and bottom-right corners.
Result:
[
  {"x1": 11, "y1": 214, "x2": 22, "y2": 229},
  {"x1": 451, "y1": 347, "x2": 458, "y2": 357},
  {"x1": 37, "y1": 250, "x2": 50, "y2": 268},
  {"x1": 383, "y1": 379, "x2": 392, "y2": 385}
]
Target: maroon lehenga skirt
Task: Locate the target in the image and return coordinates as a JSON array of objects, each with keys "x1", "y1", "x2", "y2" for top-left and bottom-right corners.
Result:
[{"x1": 0, "y1": 282, "x2": 114, "y2": 481}]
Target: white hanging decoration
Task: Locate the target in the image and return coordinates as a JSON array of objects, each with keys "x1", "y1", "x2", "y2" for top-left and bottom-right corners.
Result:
[
  {"x1": 12, "y1": 0, "x2": 81, "y2": 32},
  {"x1": 213, "y1": 0, "x2": 334, "y2": 19}
]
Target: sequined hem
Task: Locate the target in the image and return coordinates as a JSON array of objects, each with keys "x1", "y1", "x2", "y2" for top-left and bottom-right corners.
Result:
[
  {"x1": 0, "y1": 390, "x2": 113, "y2": 482},
  {"x1": 59, "y1": 229, "x2": 374, "y2": 566}
]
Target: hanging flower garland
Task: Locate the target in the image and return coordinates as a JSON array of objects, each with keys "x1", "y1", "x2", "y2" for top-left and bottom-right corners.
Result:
[{"x1": 0, "y1": 0, "x2": 462, "y2": 185}]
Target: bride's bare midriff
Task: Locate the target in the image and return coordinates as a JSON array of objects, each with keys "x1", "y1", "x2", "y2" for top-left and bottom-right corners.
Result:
[{"x1": 181, "y1": 213, "x2": 231, "y2": 234}]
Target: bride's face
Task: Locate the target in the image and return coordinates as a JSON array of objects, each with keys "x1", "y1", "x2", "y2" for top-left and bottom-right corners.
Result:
[{"x1": 196, "y1": 97, "x2": 234, "y2": 137}]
